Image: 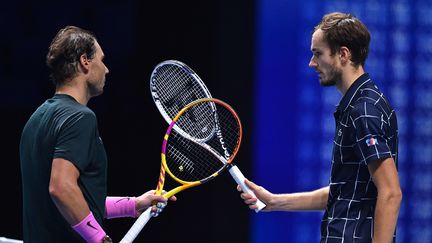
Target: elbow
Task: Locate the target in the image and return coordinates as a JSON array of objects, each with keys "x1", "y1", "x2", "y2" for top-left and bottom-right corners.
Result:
[
  {"x1": 394, "y1": 188, "x2": 403, "y2": 204},
  {"x1": 49, "y1": 179, "x2": 74, "y2": 201},
  {"x1": 382, "y1": 188, "x2": 403, "y2": 206},
  {"x1": 392, "y1": 187, "x2": 402, "y2": 203},
  {"x1": 48, "y1": 181, "x2": 62, "y2": 201}
]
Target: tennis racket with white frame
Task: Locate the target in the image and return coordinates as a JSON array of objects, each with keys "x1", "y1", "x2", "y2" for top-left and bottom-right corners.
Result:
[
  {"x1": 121, "y1": 98, "x2": 244, "y2": 242},
  {"x1": 149, "y1": 60, "x2": 266, "y2": 211}
]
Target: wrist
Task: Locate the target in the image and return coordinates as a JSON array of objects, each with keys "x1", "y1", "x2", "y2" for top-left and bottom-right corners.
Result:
[
  {"x1": 265, "y1": 194, "x2": 277, "y2": 211},
  {"x1": 105, "y1": 196, "x2": 137, "y2": 219},
  {"x1": 72, "y1": 212, "x2": 106, "y2": 243}
]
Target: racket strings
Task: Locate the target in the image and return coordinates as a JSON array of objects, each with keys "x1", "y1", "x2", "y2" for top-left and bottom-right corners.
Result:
[
  {"x1": 166, "y1": 131, "x2": 225, "y2": 182},
  {"x1": 207, "y1": 120, "x2": 240, "y2": 160},
  {"x1": 165, "y1": 101, "x2": 241, "y2": 182},
  {"x1": 180, "y1": 102, "x2": 241, "y2": 160},
  {"x1": 176, "y1": 102, "x2": 215, "y2": 140},
  {"x1": 153, "y1": 64, "x2": 210, "y2": 121}
]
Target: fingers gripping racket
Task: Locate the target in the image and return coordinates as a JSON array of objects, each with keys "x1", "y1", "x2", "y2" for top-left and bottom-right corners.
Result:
[
  {"x1": 121, "y1": 98, "x2": 242, "y2": 242},
  {"x1": 150, "y1": 60, "x2": 266, "y2": 211}
]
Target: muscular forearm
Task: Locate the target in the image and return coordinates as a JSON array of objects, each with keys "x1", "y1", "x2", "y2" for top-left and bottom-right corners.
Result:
[
  {"x1": 49, "y1": 158, "x2": 90, "y2": 225},
  {"x1": 270, "y1": 186, "x2": 329, "y2": 211},
  {"x1": 372, "y1": 191, "x2": 402, "y2": 243},
  {"x1": 49, "y1": 164, "x2": 107, "y2": 243},
  {"x1": 49, "y1": 179, "x2": 90, "y2": 225}
]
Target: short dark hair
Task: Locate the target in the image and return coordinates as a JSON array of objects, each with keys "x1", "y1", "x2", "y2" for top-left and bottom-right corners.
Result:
[
  {"x1": 46, "y1": 26, "x2": 97, "y2": 85},
  {"x1": 314, "y1": 12, "x2": 370, "y2": 67}
]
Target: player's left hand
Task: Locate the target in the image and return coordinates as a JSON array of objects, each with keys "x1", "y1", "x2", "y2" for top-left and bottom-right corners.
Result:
[{"x1": 135, "y1": 190, "x2": 177, "y2": 217}]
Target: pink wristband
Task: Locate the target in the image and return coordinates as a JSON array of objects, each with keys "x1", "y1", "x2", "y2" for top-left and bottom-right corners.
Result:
[
  {"x1": 105, "y1": 196, "x2": 137, "y2": 219},
  {"x1": 72, "y1": 212, "x2": 106, "y2": 243}
]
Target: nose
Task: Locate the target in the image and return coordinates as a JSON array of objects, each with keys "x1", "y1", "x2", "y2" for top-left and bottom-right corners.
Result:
[
  {"x1": 105, "y1": 65, "x2": 109, "y2": 74},
  {"x1": 309, "y1": 56, "x2": 317, "y2": 68}
]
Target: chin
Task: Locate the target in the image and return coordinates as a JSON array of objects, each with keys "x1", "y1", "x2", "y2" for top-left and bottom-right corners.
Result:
[
  {"x1": 96, "y1": 89, "x2": 104, "y2": 96},
  {"x1": 90, "y1": 88, "x2": 104, "y2": 97},
  {"x1": 319, "y1": 78, "x2": 336, "y2": 87},
  {"x1": 87, "y1": 80, "x2": 105, "y2": 97}
]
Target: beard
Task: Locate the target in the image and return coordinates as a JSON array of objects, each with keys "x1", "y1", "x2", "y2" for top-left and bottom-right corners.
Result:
[
  {"x1": 87, "y1": 78, "x2": 105, "y2": 97},
  {"x1": 319, "y1": 65, "x2": 342, "y2": 87}
]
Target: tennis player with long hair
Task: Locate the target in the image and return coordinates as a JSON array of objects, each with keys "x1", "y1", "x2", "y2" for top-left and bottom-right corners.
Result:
[
  {"x1": 239, "y1": 12, "x2": 402, "y2": 243},
  {"x1": 20, "y1": 26, "x2": 175, "y2": 243}
]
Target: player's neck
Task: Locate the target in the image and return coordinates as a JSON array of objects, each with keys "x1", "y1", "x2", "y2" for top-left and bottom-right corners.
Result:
[
  {"x1": 337, "y1": 65, "x2": 365, "y2": 95},
  {"x1": 55, "y1": 78, "x2": 90, "y2": 106}
]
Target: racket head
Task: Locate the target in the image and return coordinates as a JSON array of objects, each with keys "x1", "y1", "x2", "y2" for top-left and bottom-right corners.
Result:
[
  {"x1": 150, "y1": 60, "x2": 212, "y2": 125},
  {"x1": 158, "y1": 98, "x2": 243, "y2": 198}
]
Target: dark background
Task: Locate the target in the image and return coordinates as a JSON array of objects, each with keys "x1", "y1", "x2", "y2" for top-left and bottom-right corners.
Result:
[{"x1": 1, "y1": 1, "x2": 256, "y2": 242}]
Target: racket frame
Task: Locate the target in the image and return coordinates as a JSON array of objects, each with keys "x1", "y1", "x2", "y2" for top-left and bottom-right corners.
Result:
[
  {"x1": 158, "y1": 98, "x2": 240, "y2": 194},
  {"x1": 150, "y1": 60, "x2": 212, "y2": 126}
]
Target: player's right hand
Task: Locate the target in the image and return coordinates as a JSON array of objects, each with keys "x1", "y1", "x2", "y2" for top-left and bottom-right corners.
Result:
[{"x1": 237, "y1": 179, "x2": 271, "y2": 211}]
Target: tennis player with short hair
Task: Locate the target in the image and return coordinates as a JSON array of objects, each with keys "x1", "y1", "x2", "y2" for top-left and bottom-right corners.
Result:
[
  {"x1": 239, "y1": 12, "x2": 402, "y2": 243},
  {"x1": 20, "y1": 26, "x2": 175, "y2": 243}
]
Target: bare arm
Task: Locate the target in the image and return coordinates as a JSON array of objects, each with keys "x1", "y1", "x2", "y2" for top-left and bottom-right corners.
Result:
[
  {"x1": 368, "y1": 157, "x2": 402, "y2": 243},
  {"x1": 49, "y1": 158, "x2": 90, "y2": 225},
  {"x1": 238, "y1": 179, "x2": 329, "y2": 211}
]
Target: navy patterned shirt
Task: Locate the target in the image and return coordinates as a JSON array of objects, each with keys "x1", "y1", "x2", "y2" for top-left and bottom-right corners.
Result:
[{"x1": 320, "y1": 73, "x2": 398, "y2": 243}]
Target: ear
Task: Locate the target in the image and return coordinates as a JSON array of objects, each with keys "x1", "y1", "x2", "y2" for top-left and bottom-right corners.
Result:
[
  {"x1": 339, "y1": 46, "x2": 351, "y2": 64},
  {"x1": 78, "y1": 54, "x2": 91, "y2": 73}
]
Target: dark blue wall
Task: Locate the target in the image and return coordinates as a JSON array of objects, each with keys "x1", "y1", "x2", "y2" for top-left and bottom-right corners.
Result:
[{"x1": 253, "y1": 0, "x2": 431, "y2": 242}]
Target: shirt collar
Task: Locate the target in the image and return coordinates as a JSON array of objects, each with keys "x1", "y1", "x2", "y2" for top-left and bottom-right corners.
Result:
[{"x1": 336, "y1": 73, "x2": 371, "y2": 113}]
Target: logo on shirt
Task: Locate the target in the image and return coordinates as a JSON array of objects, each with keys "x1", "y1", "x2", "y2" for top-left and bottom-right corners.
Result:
[{"x1": 365, "y1": 136, "x2": 378, "y2": 146}]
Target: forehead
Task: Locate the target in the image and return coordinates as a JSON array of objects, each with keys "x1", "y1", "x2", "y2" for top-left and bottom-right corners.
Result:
[
  {"x1": 94, "y1": 41, "x2": 104, "y2": 56},
  {"x1": 311, "y1": 29, "x2": 329, "y2": 51}
]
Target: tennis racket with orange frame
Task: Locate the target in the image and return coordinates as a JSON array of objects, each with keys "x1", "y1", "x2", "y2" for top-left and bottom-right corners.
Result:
[{"x1": 121, "y1": 98, "x2": 247, "y2": 242}]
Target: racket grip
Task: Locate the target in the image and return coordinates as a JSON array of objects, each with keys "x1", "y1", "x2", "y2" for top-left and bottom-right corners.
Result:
[
  {"x1": 120, "y1": 208, "x2": 152, "y2": 243},
  {"x1": 228, "y1": 165, "x2": 266, "y2": 212}
]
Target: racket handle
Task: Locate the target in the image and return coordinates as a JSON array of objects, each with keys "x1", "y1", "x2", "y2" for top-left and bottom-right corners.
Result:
[
  {"x1": 228, "y1": 165, "x2": 266, "y2": 212},
  {"x1": 120, "y1": 208, "x2": 152, "y2": 243}
]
